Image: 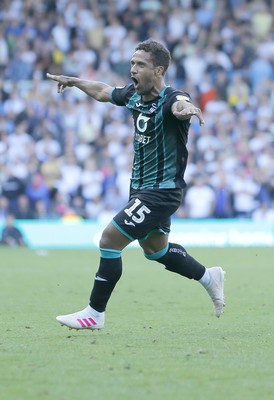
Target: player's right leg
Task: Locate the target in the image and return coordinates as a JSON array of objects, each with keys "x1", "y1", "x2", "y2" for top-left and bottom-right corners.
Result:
[
  {"x1": 56, "y1": 305, "x2": 105, "y2": 330},
  {"x1": 56, "y1": 222, "x2": 131, "y2": 330}
]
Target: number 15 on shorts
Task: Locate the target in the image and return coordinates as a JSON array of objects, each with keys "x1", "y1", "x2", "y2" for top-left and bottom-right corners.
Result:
[{"x1": 124, "y1": 199, "x2": 151, "y2": 226}]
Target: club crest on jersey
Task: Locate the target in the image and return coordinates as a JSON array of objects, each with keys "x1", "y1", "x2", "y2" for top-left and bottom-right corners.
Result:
[
  {"x1": 149, "y1": 103, "x2": 157, "y2": 113},
  {"x1": 137, "y1": 113, "x2": 150, "y2": 133}
]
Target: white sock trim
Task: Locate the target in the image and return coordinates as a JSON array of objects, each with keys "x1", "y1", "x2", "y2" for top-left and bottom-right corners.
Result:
[{"x1": 199, "y1": 268, "x2": 211, "y2": 288}]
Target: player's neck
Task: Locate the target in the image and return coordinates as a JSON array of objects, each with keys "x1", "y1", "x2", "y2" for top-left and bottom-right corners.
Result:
[{"x1": 142, "y1": 81, "x2": 166, "y2": 102}]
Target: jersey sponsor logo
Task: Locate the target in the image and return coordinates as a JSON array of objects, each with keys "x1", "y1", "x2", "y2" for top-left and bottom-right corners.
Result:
[
  {"x1": 136, "y1": 113, "x2": 150, "y2": 133},
  {"x1": 135, "y1": 132, "x2": 151, "y2": 144}
]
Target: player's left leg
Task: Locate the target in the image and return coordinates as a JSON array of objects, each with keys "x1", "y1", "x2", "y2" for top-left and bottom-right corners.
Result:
[
  {"x1": 139, "y1": 232, "x2": 206, "y2": 280},
  {"x1": 140, "y1": 233, "x2": 225, "y2": 317}
]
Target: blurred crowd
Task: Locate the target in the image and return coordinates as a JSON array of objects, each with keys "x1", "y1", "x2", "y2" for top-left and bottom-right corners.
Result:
[{"x1": 0, "y1": 0, "x2": 274, "y2": 224}]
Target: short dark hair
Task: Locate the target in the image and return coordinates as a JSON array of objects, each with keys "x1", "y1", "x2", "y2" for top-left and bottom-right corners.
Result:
[{"x1": 135, "y1": 39, "x2": 171, "y2": 73}]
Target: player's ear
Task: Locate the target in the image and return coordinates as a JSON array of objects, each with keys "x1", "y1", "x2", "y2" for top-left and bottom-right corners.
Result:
[{"x1": 155, "y1": 66, "x2": 164, "y2": 76}]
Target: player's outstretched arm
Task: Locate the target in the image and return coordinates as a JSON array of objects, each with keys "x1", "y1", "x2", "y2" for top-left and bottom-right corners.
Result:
[
  {"x1": 172, "y1": 99, "x2": 205, "y2": 126},
  {"x1": 46, "y1": 73, "x2": 114, "y2": 102}
]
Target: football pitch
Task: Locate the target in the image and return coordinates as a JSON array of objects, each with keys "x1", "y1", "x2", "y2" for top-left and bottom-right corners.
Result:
[{"x1": 1, "y1": 247, "x2": 273, "y2": 400}]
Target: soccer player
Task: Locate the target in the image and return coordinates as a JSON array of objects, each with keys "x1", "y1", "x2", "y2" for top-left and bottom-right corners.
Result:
[{"x1": 47, "y1": 39, "x2": 225, "y2": 330}]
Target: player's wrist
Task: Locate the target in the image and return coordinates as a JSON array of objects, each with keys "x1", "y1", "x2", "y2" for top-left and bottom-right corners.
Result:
[{"x1": 69, "y1": 77, "x2": 80, "y2": 86}]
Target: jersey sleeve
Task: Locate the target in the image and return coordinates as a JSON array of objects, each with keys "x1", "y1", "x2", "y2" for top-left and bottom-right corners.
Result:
[
  {"x1": 166, "y1": 89, "x2": 192, "y2": 111},
  {"x1": 111, "y1": 83, "x2": 135, "y2": 106}
]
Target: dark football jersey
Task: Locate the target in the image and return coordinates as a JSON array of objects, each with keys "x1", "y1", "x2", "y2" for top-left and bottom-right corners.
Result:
[{"x1": 111, "y1": 83, "x2": 191, "y2": 190}]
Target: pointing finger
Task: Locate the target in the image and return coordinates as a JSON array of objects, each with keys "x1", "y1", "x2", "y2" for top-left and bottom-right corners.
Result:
[{"x1": 47, "y1": 73, "x2": 59, "y2": 81}]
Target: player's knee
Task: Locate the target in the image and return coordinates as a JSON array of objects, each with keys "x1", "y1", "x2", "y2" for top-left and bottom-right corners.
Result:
[
  {"x1": 99, "y1": 230, "x2": 113, "y2": 249},
  {"x1": 139, "y1": 244, "x2": 154, "y2": 255},
  {"x1": 99, "y1": 223, "x2": 130, "y2": 250},
  {"x1": 143, "y1": 244, "x2": 169, "y2": 261}
]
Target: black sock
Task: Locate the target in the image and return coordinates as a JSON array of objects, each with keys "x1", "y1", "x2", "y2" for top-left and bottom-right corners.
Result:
[
  {"x1": 89, "y1": 257, "x2": 122, "y2": 312},
  {"x1": 156, "y1": 243, "x2": 205, "y2": 280}
]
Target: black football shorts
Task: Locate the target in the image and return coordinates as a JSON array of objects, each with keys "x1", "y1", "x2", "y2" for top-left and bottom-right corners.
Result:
[{"x1": 112, "y1": 188, "x2": 182, "y2": 241}]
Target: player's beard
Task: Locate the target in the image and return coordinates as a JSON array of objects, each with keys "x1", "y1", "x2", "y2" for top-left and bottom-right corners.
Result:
[{"x1": 136, "y1": 81, "x2": 154, "y2": 96}]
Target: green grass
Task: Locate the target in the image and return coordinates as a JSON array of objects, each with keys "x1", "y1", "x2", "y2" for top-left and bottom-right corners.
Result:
[{"x1": 0, "y1": 247, "x2": 273, "y2": 400}]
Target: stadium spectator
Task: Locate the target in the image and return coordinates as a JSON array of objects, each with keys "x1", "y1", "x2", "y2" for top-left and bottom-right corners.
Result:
[
  {"x1": 70, "y1": 195, "x2": 88, "y2": 220},
  {"x1": 231, "y1": 167, "x2": 260, "y2": 218},
  {"x1": 211, "y1": 172, "x2": 233, "y2": 219},
  {"x1": 33, "y1": 199, "x2": 53, "y2": 220},
  {"x1": 25, "y1": 172, "x2": 50, "y2": 210},
  {"x1": 184, "y1": 175, "x2": 216, "y2": 219},
  {"x1": 0, "y1": 214, "x2": 26, "y2": 246},
  {"x1": 14, "y1": 194, "x2": 34, "y2": 219},
  {"x1": 1, "y1": 166, "x2": 25, "y2": 212},
  {"x1": 50, "y1": 191, "x2": 69, "y2": 219},
  {"x1": 0, "y1": 24, "x2": 9, "y2": 71},
  {"x1": 80, "y1": 158, "x2": 104, "y2": 203},
  {"x1": 6, "y1": 120, "x2": 34, "y2": 164},
  {"x1": 0, "y1": 195, "x2": 9, "y2": 223},
  {"x1": 57, "y1": 153, "x2": 82, "y2": 198},
  {"x1": 252, "y1": 202, "x2": 274, "y2": 222},
  {"x1": 35, "y1": 128, "x2": 62, "y2": 162},
  {"x1": 39, "y1": 153, "x2": 61, "y2": 199}
]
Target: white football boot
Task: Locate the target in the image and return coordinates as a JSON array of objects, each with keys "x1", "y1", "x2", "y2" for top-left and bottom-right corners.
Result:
[
  {"x1": 56, "y1": 305, "x2": 105, "y2": 330},
  {"x1": 201, "y1": 266, "x2": 225, "y2": 317}
]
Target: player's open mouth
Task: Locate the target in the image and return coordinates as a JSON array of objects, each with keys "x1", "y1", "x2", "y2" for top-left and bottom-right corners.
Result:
[{"x1": 131, "y1": 77, "x2": 139, "y2": 89}]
